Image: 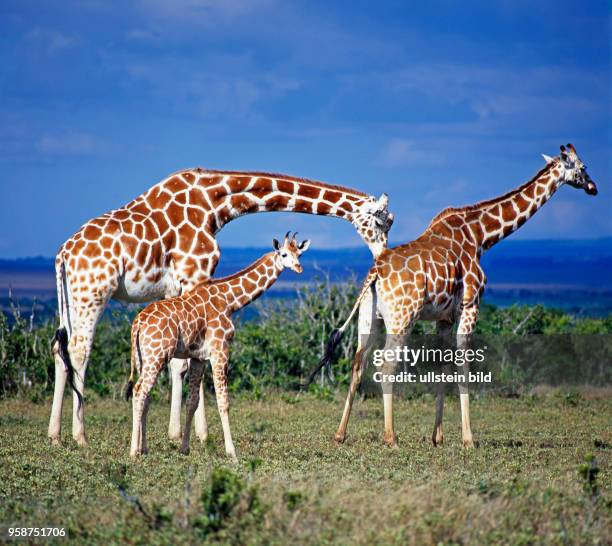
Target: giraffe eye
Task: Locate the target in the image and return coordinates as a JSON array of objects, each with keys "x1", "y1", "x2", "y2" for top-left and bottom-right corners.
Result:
[{"x1": 281, "y1": 253, "x2": 288, "y2": 258}]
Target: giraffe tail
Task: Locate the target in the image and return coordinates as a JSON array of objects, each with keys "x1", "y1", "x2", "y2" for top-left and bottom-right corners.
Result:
[
  {"x1": 306, "y1": 268, "x2": 378, "y2": 386},
  {"x1": 53, "y1": 327, "x2": 83, "y2": 408},
  {"x1": 125, "y1": 327, "x2": 141, "y2": 401}
]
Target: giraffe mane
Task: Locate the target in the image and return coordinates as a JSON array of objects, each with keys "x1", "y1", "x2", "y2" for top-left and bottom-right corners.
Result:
[
  {"x1": 190, "y1": 252, "x2": 275, "y2": 290},
  {"x1": 181, "y1": 168, "x2": 370, "y2": 198},
  {"x1": 424, "y1": 163, "x2": 554, "y2": 231}
]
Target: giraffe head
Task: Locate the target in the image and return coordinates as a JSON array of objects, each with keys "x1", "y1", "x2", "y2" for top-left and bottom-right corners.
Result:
[
  {"x1": 352, "y1": 193, "x2": 394, "y2": 256},
  {"x1": 272, "y1": 232, "x2": 311, "y2": 274},
  {"x1": 542, "y1": 143, "x2": 598, "y2": 196}
]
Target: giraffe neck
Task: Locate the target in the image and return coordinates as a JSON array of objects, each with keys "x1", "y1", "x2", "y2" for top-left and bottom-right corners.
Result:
[
  {"x1": 194, "y1": 171, "x2": 368, "y2": 232},
  {"x1": 212, "y1": 252, "x2": 282, "y2": 311},
  {"x1": 476, "y1": 163, "x2": 563, "y2": 250},
  {"x1": 427, "y1": 163, "x2": 564, "y2": 253}
]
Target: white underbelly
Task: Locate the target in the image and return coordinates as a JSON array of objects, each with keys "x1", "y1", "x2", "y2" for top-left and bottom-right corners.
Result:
[{"x1": 113, "y1": 270, "x2": 180, "y2": 303}]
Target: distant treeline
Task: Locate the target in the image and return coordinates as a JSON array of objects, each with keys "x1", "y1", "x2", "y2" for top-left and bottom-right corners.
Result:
[{"x1": 1, "y1": 278, "x2": 611, "y2": 401}]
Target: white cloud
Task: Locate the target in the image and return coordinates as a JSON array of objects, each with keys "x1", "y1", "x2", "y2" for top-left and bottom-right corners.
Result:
[
  {"x1": 36, "y1": 133, "x2": 109, "y2": 156},
  {"x1": 24, "y1": 28, "x2": 77, "y2": 56},
  {"x1": 114, "y1": 54, "x2": 301, "y2": 120},
  {"x1": 380, "y1": 139, "x2": 445, "y2": 167}
]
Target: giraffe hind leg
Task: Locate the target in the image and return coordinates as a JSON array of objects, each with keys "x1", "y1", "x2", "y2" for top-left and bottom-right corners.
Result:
[
  {"x1": 180, "y1": 359, "x2": 205, "y2": 454},
  {"x1": 335, "y1": 286, "x2": 382, "y2": 444},
  {"x1": 432, "y1": 321, "x2": 453, "y2": 447}
]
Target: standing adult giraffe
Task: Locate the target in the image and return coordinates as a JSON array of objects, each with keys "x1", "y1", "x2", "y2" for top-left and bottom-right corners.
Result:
[
  {"x1": 312, "y1": 144, "x2": 598, "y2": 448},
  {"x1": 50, "y1": 168, "x2": 393, "y2": 446}
]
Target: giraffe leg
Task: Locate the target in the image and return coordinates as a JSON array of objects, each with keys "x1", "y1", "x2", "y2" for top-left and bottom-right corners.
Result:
[
  {"x1": 377, "y1": 289, "x2": 422, "y2": 449},
  {"x1": 130, "y1": 379, "x2": 151, "y2": 457},
  {"x1": 48, "y1": 347, "x2": 67, "y2": 445},
  {"x1": 141, "y1": 395, "x2": 151, "y2": 455},
  {"x1": 49, "y1": 296, "x2": 106, "y2": 446},
  {"x1": 68, "y1": 325, "x2": 100, "y2": 447},
  {"x1": 180, "y1": 360, "x2": 204, "y2": 455},
  {"x1": 432, "y1": 321, "x2": 453, "y2": 447},
  {"x1": 70, "y1": 338, "x2": 90, "y2": 447},
  {"x1": 194, "y1": 379, "x2": 208, "y2": 443},
  {"x1": 335, "y1": 287, "x2": 382, "y2": 444},
  {"x1": 210, "y1": 346, "x2": 237, "y2": 461},
  {"x1": 457, "y1": 304, "x2": 479, "y2": 449},
  {"x1": 48, "y1": 260, "x2": 69, "y2": 445},
  {"x1": 168, "y1": 358, "x2": 188, "y2": 441},
  {"x1": 380, "y1": 332, "x2": 407, "y2": 449}
]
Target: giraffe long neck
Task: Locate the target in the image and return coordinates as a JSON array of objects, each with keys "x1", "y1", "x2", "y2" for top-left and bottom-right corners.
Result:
[
  {"x1": 427, "y1": 163, "x2": 563, "y2": 253},
  {"x1": 476, "y1": 164, "x2": 563, "y2": 251},
  {"x1": 195, "y1": 171, "x2": 368, "y2": 232},
  {"x1": 213, "y1": 252, "x2": 282, "y2": 311}
]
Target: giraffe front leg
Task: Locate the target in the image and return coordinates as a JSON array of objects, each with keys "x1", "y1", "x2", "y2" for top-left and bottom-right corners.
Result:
[
  {"x1": 210, "y1": 348, "x2": 237, "y2": 461},
  {"x1": 457, "y1": 304, "x2": 478, "y2": 449},
  {"x1": 168, "y1": 358, "x2": 188, "y2": 441},
  {"x1": 194, "y1": 380, "x2": 208, "y2": 443},
  {"x1": 180, "y1": 360, "x2": 204, "y2": 455}
]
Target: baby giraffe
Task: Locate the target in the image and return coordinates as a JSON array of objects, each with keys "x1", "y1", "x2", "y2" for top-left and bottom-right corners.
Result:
[{"x1": 126, "y1": 232, "x2": 310, "y2": 459}]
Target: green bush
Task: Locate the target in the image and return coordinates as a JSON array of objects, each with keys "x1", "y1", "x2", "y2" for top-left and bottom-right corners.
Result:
[{"x1": 1, "y1": 280, "x2": 611, "y2": 400}]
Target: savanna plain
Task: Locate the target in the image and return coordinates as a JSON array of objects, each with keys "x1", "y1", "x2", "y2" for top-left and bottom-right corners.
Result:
[{"x1": 1, "y1": 389, "x2": 610, "y2": 545}]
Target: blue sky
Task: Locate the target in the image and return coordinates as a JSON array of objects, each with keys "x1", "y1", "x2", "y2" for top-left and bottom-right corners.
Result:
[{"x1": 0, "y1": 0, "x2": 610, "y2": 257}]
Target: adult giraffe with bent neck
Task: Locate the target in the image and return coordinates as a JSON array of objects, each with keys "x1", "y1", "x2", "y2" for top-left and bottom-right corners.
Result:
[
  {"x1": 50, "y1": 168, "x2": 393, "y2": 446},
  {"x1": 313, "y1": 144, "x2": 598, "y2": 448}
]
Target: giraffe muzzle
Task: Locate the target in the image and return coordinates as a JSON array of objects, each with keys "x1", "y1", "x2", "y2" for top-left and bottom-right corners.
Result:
[{"x1": 585, "y1": 181, "x2": 598, "y2": 196}]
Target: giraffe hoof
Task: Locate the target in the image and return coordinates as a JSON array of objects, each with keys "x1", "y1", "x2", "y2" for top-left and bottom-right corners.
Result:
[
  {"x1": 74, "y1": 435, "x2": 88, "y2": 448},
  {"x1": 49, "y1": 437, "x2": 62, "y2": 447},
  {"x1": 226, "y1": 449, "x2": 238, "y2": 462},
  {"x1": 463, "y1": 438, "x2": 475, "y2": 449},
  {"x1": 333, "y1": 433, "x2": 346, "y2": 445},
  {"x1": 432, "y1": 434, "x2": 444, "y2": 447},
  {"x1": 179, "y1": 447, "x2": 190, "y2": 455},
  {"x1": 384, "y1": 435, "x2": 399, "y2": 449}
]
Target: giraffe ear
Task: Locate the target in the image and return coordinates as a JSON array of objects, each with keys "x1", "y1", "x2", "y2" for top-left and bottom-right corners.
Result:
[
  {"x1": 377, "y1": 193, "x2": 389, "y2": 210},
  {"x1": 541, "y1": 154, "x2": 555, "y2": 165},
  {"x1": 272, "y1": 238, "x2": 280, "y2": 251},
  {"x1": 297, "y1": 239, "x2": 311, "y2": 253}
]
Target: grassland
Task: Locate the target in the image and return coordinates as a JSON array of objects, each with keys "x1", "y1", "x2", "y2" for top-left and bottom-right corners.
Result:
[{"x1": 1, "y1": 390, "x2": 610, "y2": 545}]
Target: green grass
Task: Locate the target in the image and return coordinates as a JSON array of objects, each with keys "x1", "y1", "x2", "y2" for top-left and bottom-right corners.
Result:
[{"x1": 1, "y1": 391, "x2": 610, "y2": 545}]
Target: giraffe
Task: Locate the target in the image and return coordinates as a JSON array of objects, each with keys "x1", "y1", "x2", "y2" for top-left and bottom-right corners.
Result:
[
  {"x1": 50, "y1": 168, "x2": 393, "y2": 447},
  {"x1": 310, "y1": 144, "x2": 598, "y2": 448},
  {"x1": 125, "y1": 232, "x2": 310, "y2": 459}
]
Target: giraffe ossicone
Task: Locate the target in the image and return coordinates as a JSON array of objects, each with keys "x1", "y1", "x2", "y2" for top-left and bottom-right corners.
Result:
[
  {"x1": 310, "y1": 143, "x2": 598, "y2": 449},
  {"x1": 48, "y1": 167, "x2": 392, "y2": 446},
  {"x1": 126, "y1": 232, "x2": 310, "y2": 458}
]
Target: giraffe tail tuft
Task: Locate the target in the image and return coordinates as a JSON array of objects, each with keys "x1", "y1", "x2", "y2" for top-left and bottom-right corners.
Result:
[
  {"x1": 305, "y1": 268, "x2": 378, "y2": 387},
  {"x1": 53, "y1": 327, "x2": 83, "y2": 409},
  {"x1": 306, "y1": 328, "x2": 343, "y2": 386},
  {"x1": 124, "y1": 380, "x2": 134, "y2": 401}
]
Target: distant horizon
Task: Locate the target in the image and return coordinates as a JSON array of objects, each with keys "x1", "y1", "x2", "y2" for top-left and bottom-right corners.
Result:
[{"x1": 2, "y1": 235, "x2": 611, "y2": 261}]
